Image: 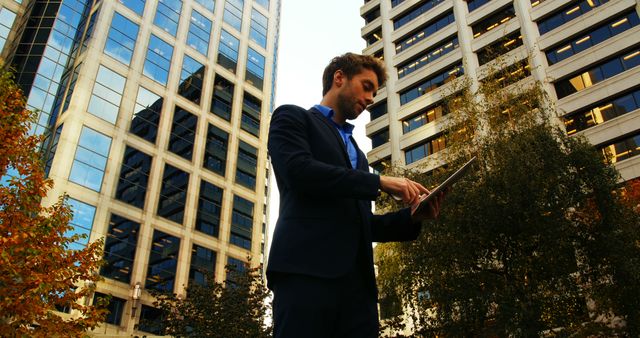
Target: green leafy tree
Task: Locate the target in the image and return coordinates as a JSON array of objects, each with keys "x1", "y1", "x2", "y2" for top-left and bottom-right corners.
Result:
[
  {"x1": 151, "y1": 262, "x2": 272, "y2": 337},
  {"x1": 0, "y1": 67, "x2": 107, "y2": 336},
  {"x1": 376, "y1": 61, "x2": 640, "y2": 336}
]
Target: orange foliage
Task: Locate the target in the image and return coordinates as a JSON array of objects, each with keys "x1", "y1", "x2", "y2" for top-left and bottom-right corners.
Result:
[{"x1": 0, "y1": 68, "x2": 107, "y2": 336}]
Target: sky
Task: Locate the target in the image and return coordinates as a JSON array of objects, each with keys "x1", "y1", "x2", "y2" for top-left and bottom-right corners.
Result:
[{"x1": 267, "y1": 0, "x2": 372, "y2": 243}]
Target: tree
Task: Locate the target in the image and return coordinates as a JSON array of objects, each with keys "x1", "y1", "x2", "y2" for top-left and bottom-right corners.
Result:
[
  {"x1": 0, "y1": 67, "x2": 107, "y2": 336},
  {"x1": 375, "y1": 60, "x2": 640, "y2": 336},
  {"x1": 151, "y1": 262, "x2": 272, "y2": 337}
]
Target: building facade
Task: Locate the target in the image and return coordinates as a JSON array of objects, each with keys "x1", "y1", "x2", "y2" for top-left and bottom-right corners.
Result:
[
  {"x1": 360, "y1": 0, "x2": 640, "y2": 182},
  {"x1": 0, "y1": 0, "x2": 280, "y2": 334}
]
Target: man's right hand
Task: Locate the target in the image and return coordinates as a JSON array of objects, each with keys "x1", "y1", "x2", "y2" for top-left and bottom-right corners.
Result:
[{"x1": 379, "y1": 176, "x2": 430, "y2": 206}]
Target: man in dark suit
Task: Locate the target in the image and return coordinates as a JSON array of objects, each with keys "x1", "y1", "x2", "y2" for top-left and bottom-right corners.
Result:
[{"x1": 267, "y1": 53, "x2": 444, "y2": 337}]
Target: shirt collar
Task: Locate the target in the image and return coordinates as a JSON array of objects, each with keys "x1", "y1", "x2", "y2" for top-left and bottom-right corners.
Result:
[{"x1": 313, "y1": 104, "x2": 355, "y2": 134}]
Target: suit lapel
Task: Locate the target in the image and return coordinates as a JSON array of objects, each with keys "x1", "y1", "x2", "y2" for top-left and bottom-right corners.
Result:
[{"x1": 309, "y1": 108, "x2": 352, "y2": 168}]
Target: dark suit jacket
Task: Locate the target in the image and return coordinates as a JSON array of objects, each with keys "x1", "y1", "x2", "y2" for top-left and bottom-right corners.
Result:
[{"x1": 266, "y1": 104, "x2": 422, "y2": 295}]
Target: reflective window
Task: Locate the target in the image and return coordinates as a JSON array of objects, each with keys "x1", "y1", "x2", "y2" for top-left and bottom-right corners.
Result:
[
  {"x1": 564, "y1": 87, "x2": 640, "y2": 135},
  {"x1": 120, "y1": 0, "x2": 146, "y2": 16},
  {"x1": 204, "y1": 123, "x2": 229, "y2": 176},
  {"x1": 196, "y1": 179, "x2": 223, "y2": 237},
  {"x1": 211, "y1": 76, "x2": 234, "y2": 120},
  {"x1": 104, "y1": 12, "x2": 139, "y2": 65},
  {"x1": 477, "y1": 31, "x2": 523, "y2": 65},
  {"x1": 371, "y1": 157, "x2": 391, "y2": 175},
  {"x1": 241, "y1": 92, "x2": 261, "y2": 137},
  {"x1": 178, "y1": 55, "x2": 205, "y2": 104},
  {"x1": 66, "y1": 198, "x2": 96, "y2": 250},
  {"x1": 195, "y1": 0, "x2": 215, "y2": 12},
  {"x1": 255, "y1": 0, "x2": 268, "y2": 9},
  {"x1": 168, "y1": 106, "x2": 198, "y2": 161},
  {"x1": 0, "y1": 8, "x2": 17, "y2": 51},
  {"x1": 218, "y1": 29, "x2": 239, "y2": 73},
  {"x1": 538, "y1": 0, "x2": 609, "y2": 35},
  {"x1": 144, "y1": 34, "x2": 174, "y2": 86},
  {"x1": 400, "y1": 63, "x2": 464, "y2": 105},
  {"x1": 190, "y1": 244, "x2": 216, "y2": 286},
  {"x1": 130, "y1": 86, "x2": 163, "y2": 144},
  {"x1": 391, "y1": 0, "x2": 406, "y2": 7},
  {"x1": 365, "y1": 29, "x2": 382, "y2": 46},
  {"x1": 101, "y1": 214, "x2": 140, "y2": 284},
  {"x1": 371, "y1": 128, "x2": 389, "y2": 148},
  {"x1": 231, "y1": 195, "x2": 253, "y2": 249},
  {"x1": 115, "y1": 146, "x2": 152, "y2": 209},
  {"x1": 44, "y1": 124, "x2": 63, "y2": 177},
  {"x1": 368, "y1": 101, "x2": 387, "y2": 120},
  {"x1": 226, "y1": 256, "x2": 247, "y2": 283},
  {"x1": 403, "y1": 102, "x2": 449, "y2": 133},
  {"x1": 157, "y1": 164, "x2": 189, "y2": 224},
  {"x1": 154, "y1": 0, "x2": 182, "y2": 36},
  {"x1": 546, "y1": 12, "x2": 640, "y2": 65},
  {"x1": 188, "y1": 9, "x2": 212, "y2": 56},
  {"x1": 394, "y1": 0, "x2": 446, "y2": 30},
  {"x1": 481, "y1": 60, "x2": 531, "y2": 88},
  {"x1": 69, "y1": 127, "x2": 112, "y2": 192},
  {"x1": 467, "y1": 0, "x2": 490, "y2": 12},
  {"x1": 396, "y1": 12, "x2": 455, "y2": 53},
  {"x1": 138, "y1": 305, "x2": 164, "y2": 334},
  {"x1": 224, "y1": 0, "x2": 244, "y2": 31},
  {"x1": 405, "y1": 134, "x2": 446, "y2": 165},
  {"x1": 250, "y1": 8, "x2": 268, "y2": 48},
  {"x1": 555, "y1": 47, "x2": 640, "y2": 99},
  {"x1": 88, "y1": 65, "x2": 126, "y2": 124},
  {"x1": 146, "y1": 230, "x2": 180, "y2": 292},
  {"x1": 246, "y1": 48, "x2": 265, "y2": 90},
  {"x1": 600, "y1": 131, "x2": 640, "y2": 164},
  {"x1": 363, "y1": 6, "x2": 381, "y2": 24},
  {"x1": 94, "y1": 292, "x2": 126, "y2": 326},
  {"x1": 471, "y1": 5, "x2": 515, "y2": 39},
  {"x1": 236, "y1": 141, "x2": 257, "y2": 190},
  {"x1": 398, "y1": 36, "x2": 459, "y2": 79}
]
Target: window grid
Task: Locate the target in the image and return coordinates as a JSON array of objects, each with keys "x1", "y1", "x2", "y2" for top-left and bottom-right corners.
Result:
[
  {"x1": 157, "y1": 164, "x2": 189, "y2": 224},
  {"x1": 87, "y1": 65, "x2": 126, "y2": 124},
  {"x1": 218, "y1": 29, "x2": 239, "y2": 73},
  {"x1": 144, "y1": 34, "x2": 174, "y2": 86},
  {"x1": 146, "y1": 230, "x2": 180, "y2": 292},
  {"x1": 188, "y1": 9, "x2": 212, "y2": 56},
  {"x1": 153, "y1": 0, "x2": 182, "y2": 36},
  {"x1": 168, "y1": 106, "x2": 198, "y2": 161},
  {"x1": 537, "y1": 0, "x2": 610, "y2": 35},
  {"x1": 178, "y1": 55, "x2": 205, "y2": 104},
  {"x1": 66, "y1": 198, "x2": 96, "y2": 250},
  {"x1": 223, "y1": 0, "x2": 244, "y2": 31},
  {"x1": 236, "y1": 141, "x2": 258, "y2": 190},
  {"x1": 396, "y1": 12, "x2": 455, "y2": 54},
  {"x1": 249, "y1": 8, "x2": 268, "y2": 48},
  {"x1": 405, "y1": 134, "x2": 446, "y2": 165},
  {"x1": 101, "y1": 214, "x2": 140, "y2": 284},
  {"x1": 104, "y1": 12, "x2": 139, "y2": 65},
  {"x1": 246, "y1": 47, "x2": 265, "y2": 89},
  {"x1": 189, "y1": 244, "x2": 217, "y2": 286},
  {"x1": 204, "y1": 123, "x2": 229, "y2": 176},
  {"x1": 555, "y1": 47, "x2": 640, "y2": 99},
  {"x1": 69, "y1": 127, "x2": 112, "y2": 192},
  {"x1": 115, "y1": 146, "x2": 153, "y2": 209},
  {"x1": 196, "y1": 179, "x2": 224, "y2": 237},
  {"x1": 398, "y1": 36, "x2": 459, "y2": 79},
  {"x1": 564, "y1": 88, "x2": 640, "y2": 135},
  {"x1": 231, "y1": 195, "x2": 254, "y2": 250},
  {"x1": 130, "y1": 86, "x2": 163, "y2": 144},
  {"x1": 400, "y1": 63, "x2": 464, "y2": 105},
  {"x1": 546, "y1": 11, "x2": 640, "y2": 65},
  {"x1": 394, "y1": 0, "x2": 446, "y2": 30}
]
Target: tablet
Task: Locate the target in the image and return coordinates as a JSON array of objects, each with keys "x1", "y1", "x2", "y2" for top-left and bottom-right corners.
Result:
[{"x1": 411, "y1": 156, "x2": 477, "y2": 215}]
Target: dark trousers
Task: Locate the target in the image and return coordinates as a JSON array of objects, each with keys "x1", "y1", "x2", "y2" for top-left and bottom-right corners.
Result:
[{"x1": 271, "y1": 267, "x2": 379, "y2": 338}]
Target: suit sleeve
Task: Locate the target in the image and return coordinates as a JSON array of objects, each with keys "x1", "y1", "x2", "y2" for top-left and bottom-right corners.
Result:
[
  {"x1": 268, "y1": 105, "x2": 380, "y2": 200},
  {"x1": 370, "y1": 208, "x2": 423, "y2": 242}
]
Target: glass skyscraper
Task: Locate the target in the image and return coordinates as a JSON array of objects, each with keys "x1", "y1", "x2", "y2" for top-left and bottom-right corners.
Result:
[{"x1": 1, "y1": 0, "x2": 280, "y2": 334}]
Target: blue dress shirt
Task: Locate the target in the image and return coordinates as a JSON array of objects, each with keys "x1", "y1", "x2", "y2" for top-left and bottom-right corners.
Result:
[{"x1": 313, "y1": 104, "x2": 358, "y2": 169}]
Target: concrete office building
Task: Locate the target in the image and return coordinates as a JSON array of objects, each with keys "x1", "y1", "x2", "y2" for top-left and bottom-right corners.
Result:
[
  {"x1": 359, "y1": 0, "x2": 640, "y2": 182},
  {"x1": 1, "y1": 0, "x2": 280, "y2": 334}
]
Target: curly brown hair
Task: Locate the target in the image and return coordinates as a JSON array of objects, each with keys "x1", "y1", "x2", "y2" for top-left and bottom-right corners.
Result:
[{"x1": 321, "y1": 53, "x2": 387, "y2": 96}]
